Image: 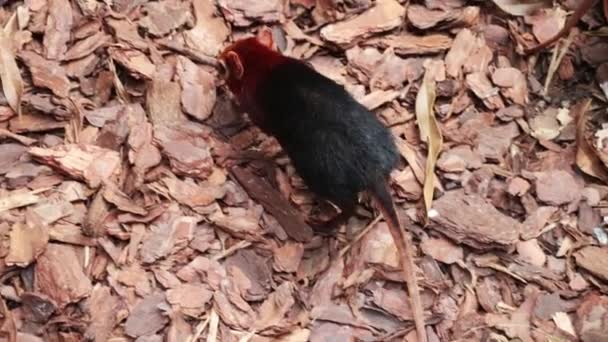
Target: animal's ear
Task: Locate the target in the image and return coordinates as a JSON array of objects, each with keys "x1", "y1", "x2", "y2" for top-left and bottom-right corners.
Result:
[
  {"x1": 223, "y1": 51, "x2": 244, "y2": 79},
  {"x1": 257, "y1": 29, "x2": 274, "y2": 49}
]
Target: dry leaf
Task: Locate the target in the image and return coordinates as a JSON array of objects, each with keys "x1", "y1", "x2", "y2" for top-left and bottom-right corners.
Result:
[
  {"x1": 575, "y1": 99, "x2": 608, "y2": 182},
  {"x1": 492, "y1": 0, "x2": 551, "y2": 16},
  {"x1": 415, "y1": 71, "x2": 443, "y2": 222},
  {"x1": 0, "y1": 29, "x2": 23, "y2": 117},
  {"x1": 552, "y1": 312, "x2": 576, "y2": 337}
]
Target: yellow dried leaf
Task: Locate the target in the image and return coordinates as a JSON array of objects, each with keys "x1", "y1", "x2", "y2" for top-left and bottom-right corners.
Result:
[
  {"x1": 492, "y1": 0, "x2": 551, "y2": 16},
  {"x1": 552, "y1": 312, "x2": 576, "y2": 337},
  {"x1": 575, "y1": 99, "x2": 608, "y2": 183},
  {"x1": 415, "y1": 71, "x2": 443, "y2": 223},
  {"x1": 0, "y1": 28, "x2": 23, "y2": 118}
]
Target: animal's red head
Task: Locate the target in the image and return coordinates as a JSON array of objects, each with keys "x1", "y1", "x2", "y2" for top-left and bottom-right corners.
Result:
[{"x1": 218, "y1": 30, "x2": 284, "y2": 98}]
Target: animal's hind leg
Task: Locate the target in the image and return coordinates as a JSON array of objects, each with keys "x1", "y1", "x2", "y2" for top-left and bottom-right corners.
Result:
[{"x1": 311, "y1": 198, "x2": 357, "y2": 238}]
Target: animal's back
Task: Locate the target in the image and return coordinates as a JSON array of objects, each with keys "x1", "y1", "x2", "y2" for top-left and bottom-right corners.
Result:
[{"x1": 255, "y1": 59, "x2": 399, "y2": 207}]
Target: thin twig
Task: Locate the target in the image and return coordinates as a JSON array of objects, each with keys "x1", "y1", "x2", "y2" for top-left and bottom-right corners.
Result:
[
  {"x1": 339, "y1": 215, "x2": 382, "y2": 257},
  {"x1": 525, "y1": 0, "x2": 594, "y2": 54},
  {"x1": 542, "y1": 30, "x2": 575, "y2": 96},
  {"x1": 188, "y1": 313, "x2": 211, "y2": 342},
  {"x1": 212, "y1": 240, "x2": 252, "y2": 261}
]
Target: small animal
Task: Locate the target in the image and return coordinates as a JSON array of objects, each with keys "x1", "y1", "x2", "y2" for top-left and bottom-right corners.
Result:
[{"x1": 218, "y1": 30, "x2": 427, "y2": 341}]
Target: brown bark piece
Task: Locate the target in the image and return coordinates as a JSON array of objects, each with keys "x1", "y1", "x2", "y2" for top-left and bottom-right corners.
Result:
[
  {"x1": 408, "y1": 4, "x2": 479, "y2": 30},
  {"x1": 231, "y1": 166, "x2": 313, "y2": 242},
  {"x1": 0, "y1": 143, "x2": 27, "y2": 174},
  {"x1": 125, "y1": 103, "x2": 161, "y2": 187},
  {"x1": 49, "y1": 224, "x2": 96, "y2": 246},
  {"x1": 102, "y1": 182, "x2": 147, "y2": 216},
  {"x1": 110, "y1": 48, "x2": 156, "y2": 79},
  {"x1": 320, "y1": 0, "x2": 405, "y2": 46},
  {"x1": 43, "y1": 0, "x2": 73, "y2": 60},
  {"x1": 253, "y1": 281, "x2": 295, "y2": 330},
  {"x1": 29, "y1": 144, "x2": 121, "y2": 188},
  {"x1": 125, "y1": 293, "x2": 170, "y2": 338},
  {"x1": 161, "y1": 176, "x2": 225, "y2": 211},
  {"x1": 154, "y1": 122, "x2": 214, "y2": 179},
  {"x1": 492, "y1": 67, "x2": 529, "y2": 105},
  {"x1": 576, "y1": 293, "x2": 608, "y2": 341},
  {"x1": 106, "y1": 18, "x2": 148, "y2": 51},
  {"x1": 138, "y1": 1, "x2": 193, "y2": 37},
  {"x1": 445, "y1": 28, "x2": 479, "y2": 78},
  {"x1": 184, "y1": 0, "x2": 229, "y2": 56},
  {"x1": 84, "y1": 285, "x2": 123, "y2": 341},
  {"x1": 9, "y1": 113, "x2": 65, "y2": 134},
  {"x1": 146, "y1": 78, "x2": 185, "y2": 124},
  {"x1": 273, "y1": 242, "x2": 304, "y2": 273},
  {"x1": 535, "y1": 170, "x2": 582, "y2": 205},
  {"x1": 6, "y1": 211, "x2": 49, "y2": 267},
  {"x1": 217, "y1": 0, "x2": 283, "y2": 27},
  {"x1": 65, "y1": 32, "x2": 111, "y2": 61},
  {"x1": 0, "y1": 189, "x2": 42, "y2": 213},
  {"x1": 34, "y1": 243, "x2": 92, "y2": 308},
  {"x1": 166, "y1": 283, "x2": 213, "y2": 316},
  {"x1": 176, "y1": 56, "x2": 216, "y2": 121},
  {"x1": 574, "y1": 246, "x2": 608, "y2": 281},
  {"x1": 368, "y1": 33, "x2": 453, "y2": 56},
  {"x1": 431, "y1": 190, "x2": 521, "y2": 249},
  {"x1": 466, "y1": 72, "x2": 505, "y2": 110}
]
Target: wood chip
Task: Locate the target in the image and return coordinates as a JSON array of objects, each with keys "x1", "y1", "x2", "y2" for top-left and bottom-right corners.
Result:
[
  {"x1": 6, "y1": 210, "x2": 48, "y2": 267},
  {"x1": 218, "y1": 0, "x2": 283, "y2": 27},
  {"x1": 431, "y1": 190, "x2": 521, "y2": 249},
  {"x1": 177, "y1": 56, "x2": 216, "y2": 121},
  {"x1": 574, "y1": 246, "x2": 608, "y2": 281},
  {"x1": 29, "y1": 144, "x2": 121, "y2": 188},
  {"x1": 35, "y1": 243, "x2": 92, "y2": 308},
  {"x1": 125, "y1": 293, "x2": 170, "y2": 337},
  {"x1": 84, "y1": 285, "x2": 123, "y2": 341},
  {"x1": 138, "y1": 1, "x2": 193, "y2": 37},
  {"x1": 231, "y1": 166, "x2": 313, "y2": 242},
  {"x1": 43, "y1": 0, "x2": 73, "y2": 60},
  {"x1": 320, "y1": 0, "x2": 405, "y2": 46}
]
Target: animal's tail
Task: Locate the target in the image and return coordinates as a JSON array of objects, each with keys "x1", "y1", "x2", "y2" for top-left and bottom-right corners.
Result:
[{"x1": 371, "y1": 179, "x2": 427, "y2": 342}]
